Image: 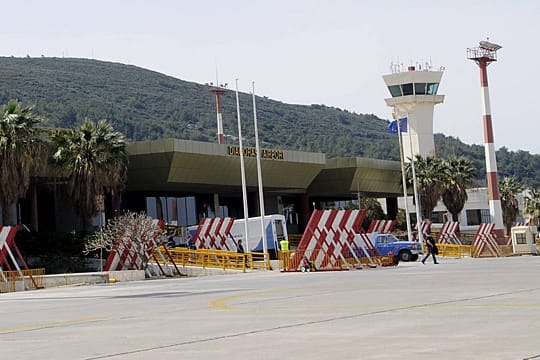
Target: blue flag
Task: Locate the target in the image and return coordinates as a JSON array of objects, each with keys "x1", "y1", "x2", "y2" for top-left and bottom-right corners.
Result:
[{"x1": 387, "y1": 117, "x2": 407, "y2": 134}]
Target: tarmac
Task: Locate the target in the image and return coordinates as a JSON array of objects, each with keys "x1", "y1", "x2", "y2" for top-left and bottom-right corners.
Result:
[{"x1": 1, "y1": 255, "x2": 539, "y2": 360}]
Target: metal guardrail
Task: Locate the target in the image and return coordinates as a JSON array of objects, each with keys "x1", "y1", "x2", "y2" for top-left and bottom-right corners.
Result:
[
  {"x1": 278, "y1": 249, "x2": 395, "y2": 272},
  {"x1": 435, "y1": 244, "x2": 472, "y2": 258},
  {"x1": 0, "y1": 268, "x2": 45, "y2": 293},
  {"x1": 436, "y1": 244, "x2": 517, "y2": 258},
  {"x1": 155, "y1": 247, "x2": 271, "y2": 271}
]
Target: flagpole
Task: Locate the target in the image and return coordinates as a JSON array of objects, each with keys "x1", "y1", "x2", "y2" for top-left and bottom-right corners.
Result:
[
  {"x1": 252, "y1": 81, "x2": 268, "y2": 265},
  {"x1": 396, "y1": 117, "x2": 413, "y2": 242},
  {"x1": 406, "y1": 115, "x2": 425, "y2": 251},
  {"x1": 235, "y1": 79, "x2": 250, "y2": 251}
]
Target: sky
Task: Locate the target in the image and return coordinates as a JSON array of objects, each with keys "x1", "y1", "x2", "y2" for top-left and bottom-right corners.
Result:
[{"x1": 3, "y1": 0, "x2": 539, "y2": 154}]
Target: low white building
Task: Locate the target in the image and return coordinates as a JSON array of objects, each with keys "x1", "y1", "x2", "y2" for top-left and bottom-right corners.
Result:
[{"x1": 392, "y1": 187, "x2": 530, "y2": 231}]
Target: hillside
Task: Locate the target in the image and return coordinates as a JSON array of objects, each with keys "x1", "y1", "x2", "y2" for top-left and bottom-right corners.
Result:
[
  {"x1": 0, "y1": 57, "x2": 395, "y2": 158},
  {"x1": 1, "y1": 57, "x2": 539, "y2": 188}
]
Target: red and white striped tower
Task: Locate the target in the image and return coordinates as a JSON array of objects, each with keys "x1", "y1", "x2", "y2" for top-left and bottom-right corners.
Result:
[
  {"x1": 208, "y1": 84, "x2": 227, "y2": 144},
  {"x1": 467, "y1": 40, "x2": 504, "y2": 240}
]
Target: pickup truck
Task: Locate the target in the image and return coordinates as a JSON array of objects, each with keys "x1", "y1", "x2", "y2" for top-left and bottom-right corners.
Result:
[{"x1": 360, "y1": 233, "x2": 423, "y2": 262}]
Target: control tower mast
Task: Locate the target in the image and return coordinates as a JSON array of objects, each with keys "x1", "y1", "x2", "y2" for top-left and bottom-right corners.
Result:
[
  {"x1": 208, "y1": 83, "x2": 228, "y2": 144},
  {"x1": 467, "y1": 39, "x2": 504, "y2": 239}
]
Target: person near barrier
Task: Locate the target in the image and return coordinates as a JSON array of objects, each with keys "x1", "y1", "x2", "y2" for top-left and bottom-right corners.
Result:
[
  {"x1": 421, "y1": 230, "x2": 439, "y2": 264},
  {"x1": 187, "y1": 235, "x2": 197, "y2": 250},
  {"x1": 237, "y1": 239, "x2": 245, "y2": 253}
]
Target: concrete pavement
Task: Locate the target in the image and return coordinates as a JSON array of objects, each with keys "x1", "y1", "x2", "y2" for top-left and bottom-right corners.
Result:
[{"x1": 1, "y1": 256, "x2": 539, "y2": 359}]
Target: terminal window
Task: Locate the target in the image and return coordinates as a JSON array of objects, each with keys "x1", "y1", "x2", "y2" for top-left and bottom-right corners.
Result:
[{"x1": 466, "y1": 209, "x2": 492, "y2": 225}]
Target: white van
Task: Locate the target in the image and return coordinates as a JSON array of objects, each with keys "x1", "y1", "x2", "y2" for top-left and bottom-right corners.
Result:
[{"x1": 189, "y1": 214, "x2": 288, "y2": 253}]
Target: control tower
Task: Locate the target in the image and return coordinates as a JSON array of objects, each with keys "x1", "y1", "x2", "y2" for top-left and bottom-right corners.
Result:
[{"x1": 383, "y1": 65, "x2": 445, "y2": 160}]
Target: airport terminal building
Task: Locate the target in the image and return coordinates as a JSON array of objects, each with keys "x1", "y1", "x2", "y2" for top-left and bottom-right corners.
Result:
[
  {"x1": 8, "y1": 138, "x2": 403, "y2": 234},
  {"x1": 122, "y1": 138, "x2": 403, "y2": 235}
]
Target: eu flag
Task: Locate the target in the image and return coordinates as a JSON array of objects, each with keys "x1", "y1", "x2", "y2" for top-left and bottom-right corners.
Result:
[{"x1": 387, "y1": 117, "x2": 407, "y2": 134}]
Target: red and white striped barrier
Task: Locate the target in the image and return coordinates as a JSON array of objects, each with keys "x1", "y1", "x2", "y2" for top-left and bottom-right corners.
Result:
[
  {"x1": 104, "y1": 236, "x2": 158, "y2": 271},
  {"x1": 295, "y1": 209, "x2": 367, "y2": 270},
  {"x1": 367, "y1": 220, "x2": 396, "y2": 234},
  {"x1": 437, "y1": 222, "x2": 462, "y2": 245},
  {"x1": 1, "y1": 225, "x2": 41, "y2": 290},
  {"x1": 192, "y1": 217, "x2": 235, "y2": 251},
  {"x1": 0, "y1": 226, "x2": 27, "y2": 271},
  {"x1": 104, "y1": 222, "x2": 162, "y2": 271},
  {"x1": 471, "y1": 223, "x2": 502, "y2": 258}
]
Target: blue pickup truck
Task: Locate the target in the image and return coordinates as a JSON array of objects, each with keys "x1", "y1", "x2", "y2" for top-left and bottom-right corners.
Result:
[{"x1": 368, "y1": 233, "x2": 423, "y2": 262}]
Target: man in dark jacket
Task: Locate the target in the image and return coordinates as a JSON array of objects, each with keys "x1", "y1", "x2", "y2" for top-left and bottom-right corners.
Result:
[{"x1": 421, "y1": 230, "x2": 439, "y2": 264}]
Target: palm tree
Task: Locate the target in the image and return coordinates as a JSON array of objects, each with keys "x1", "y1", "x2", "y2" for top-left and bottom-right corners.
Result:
[
  {"x1": 406, "y1": 155, "x2": 445, "y2": 220},
  {"x1": 52, "y1": 118, "x2": 128, "y2": 230},
  {"x1": 441, "y1": 156, "x2": 476, "y2": 222},
  {"x1": 524, "y1": 188, "x2": 540, "y2": 226},
  {"x1": 498, "y1": 176, "x2": 522, "y2": 235},
  {"x1": 0, "y1": 100, "x2": 46, "y2": 224}
]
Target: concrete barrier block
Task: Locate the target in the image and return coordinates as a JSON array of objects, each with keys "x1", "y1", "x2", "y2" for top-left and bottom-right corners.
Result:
[
  {"x1": 107, "y1": 270, "x2": 145, "y2": 282},
  {"x1": 44, "y1": 273, "x2": 107, "y2": 288}
]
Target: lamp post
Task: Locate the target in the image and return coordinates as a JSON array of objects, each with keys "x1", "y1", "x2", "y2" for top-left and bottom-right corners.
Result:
[
  {"x1": 252, "y1": 82, "x2": 268, "y2": 264},
  {"x1": 235, "y1": 80, "x2": 250, "y2": 250}
]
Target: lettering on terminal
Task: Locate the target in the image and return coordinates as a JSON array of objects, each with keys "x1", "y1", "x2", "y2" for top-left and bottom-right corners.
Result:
[{"x1": 227, "y1": 146, "x2": 284, "y2": 160}]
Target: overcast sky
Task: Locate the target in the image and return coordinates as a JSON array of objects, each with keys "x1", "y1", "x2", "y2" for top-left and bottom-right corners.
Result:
[{"x1": 3, "y1": 0, "x2": 539, "y2": 154}]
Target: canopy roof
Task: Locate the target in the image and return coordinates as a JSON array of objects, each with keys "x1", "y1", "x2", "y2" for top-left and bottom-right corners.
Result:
[{"x1": 127, "y1": 139, "x2": 402, "y2": 198}]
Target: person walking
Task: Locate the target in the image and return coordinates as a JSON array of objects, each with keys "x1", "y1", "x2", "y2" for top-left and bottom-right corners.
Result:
[{"x1": 421, "y1": 230, "x2": 439, "y2": 264}]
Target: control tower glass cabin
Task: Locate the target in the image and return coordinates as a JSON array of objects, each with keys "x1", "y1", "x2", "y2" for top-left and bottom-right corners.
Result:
[{"x1": 383, "y1": 66, "x2": 445, "y2": 161}]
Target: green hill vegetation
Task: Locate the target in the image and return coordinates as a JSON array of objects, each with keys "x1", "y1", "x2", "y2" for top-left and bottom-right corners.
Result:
[{"x1": 1, "y1": 56, "x2": 539, "y2": 188}]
